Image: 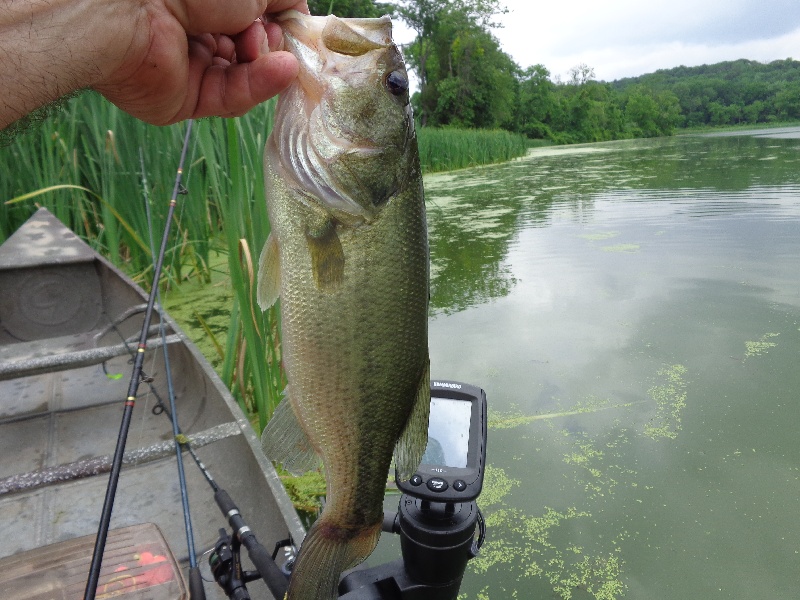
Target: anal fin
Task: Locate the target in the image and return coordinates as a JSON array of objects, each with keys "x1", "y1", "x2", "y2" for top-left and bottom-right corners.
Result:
[{"x1": 394, "y1": 359, "x2": 431, "y2": 481}]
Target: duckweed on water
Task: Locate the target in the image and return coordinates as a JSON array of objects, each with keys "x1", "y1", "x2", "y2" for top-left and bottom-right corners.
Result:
[
  {"x1": 744, "y1": 332, "x2": 780, "y2": 359},
  {"x1": 560, "y1": 431, "x2": 637, "y2": 500},
  {"x1": 478, "y1": 465, "x2": 520, "y2": 507},
  {"x1": 470, "y1": 502, "x2": 623, "y2": 600},
  {"x1": 465, "y1": 364, "x2": 690, "y2": 599},
  {"x1": 163, "y1": 251, "x2": 233, "y2": 370},
  {"x1": 601, "y1": 243, "x2": 641, "y2": 253},
  {"x1": 488, "y1": 396, "x2": 644, "y2": 430},
  {"x1": 644, "y1": 364, "x2": 688, "y2": 440},
  {"x1": 579, "y1": 231, "x2": 620, "y2": 242},
  {"x1": 469, "y1": 460, "x2": 628, "y2": 597},
  {"x1": 577, "y1": 231, "x2": 639, "y2": 253}
]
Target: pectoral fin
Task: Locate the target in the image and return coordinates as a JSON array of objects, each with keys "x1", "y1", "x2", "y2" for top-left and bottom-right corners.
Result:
[
  {"x1": 394, "y1": 360, "x2": 431, "y2": 481},
  {"x1": 306, "y1": 220, "x2": 344, "y2": 291},
  {"x1": 257, "y1": 232, "x2": 281, "y2": 310},
  {"x1": 261, "y1": 387, "x2": 321, "y2": 476}
]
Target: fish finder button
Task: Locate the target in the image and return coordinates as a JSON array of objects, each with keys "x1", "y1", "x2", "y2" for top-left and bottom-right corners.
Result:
[
  {"x1": 453, "y1": 480, "x2": 467, "y2": 492},
  {"x1": 409, "y1": 474, "x2": 423, "y2": 486},
  {"x1": 426, "y1": 477, "x2": 448, "y2": 493}
]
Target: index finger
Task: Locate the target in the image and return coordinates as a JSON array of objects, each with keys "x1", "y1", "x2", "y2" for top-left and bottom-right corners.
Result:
[
  {"x1": 169, "y1": 0, "x2": 269, "y2": 35},
  {"x1": 263, "y1": 0, "x2": 310, "y2": 15}
]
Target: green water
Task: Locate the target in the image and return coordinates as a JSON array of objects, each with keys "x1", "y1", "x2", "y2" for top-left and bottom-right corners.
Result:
[
  {"x1": 164, "y1": 128, "x2": 800, "y2": 598},
  {"x1": 374, "y1": 128, "x2": 800, "y2": 599}
]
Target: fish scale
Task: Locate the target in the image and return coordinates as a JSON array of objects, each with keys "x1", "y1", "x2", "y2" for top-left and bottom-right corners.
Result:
[{"x1": 258, "y1": 10, "x2": 430, "y2": 600}]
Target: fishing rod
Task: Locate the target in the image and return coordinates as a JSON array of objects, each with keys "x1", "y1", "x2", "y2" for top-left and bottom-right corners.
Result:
[
  {"x1": 122, "y1": 317, "x2": 292, "y2": 600},
  {"x1": 142, "y1": 355, "x2": 292, "y2": 600},
  {"x1": 83, "y1": 119, "x2": 195, "y2": 600},
  {"x1": 85, "y1": 124, "x2": 292, "y2": 600},
  {"x1": 176, "y1": 435, "x2": 293, "y2": 600},
  {"x1": 141, "y1": 145, "x2": 206, "y2": 600},
  {"x1": 98, "y1": 290, "x2": 293, "y2": 600}
]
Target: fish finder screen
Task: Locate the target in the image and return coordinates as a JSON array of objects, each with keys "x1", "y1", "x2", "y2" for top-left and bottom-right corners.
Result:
[{"x1": 421, "y1": 397, "x2": 471, "y2": 468}]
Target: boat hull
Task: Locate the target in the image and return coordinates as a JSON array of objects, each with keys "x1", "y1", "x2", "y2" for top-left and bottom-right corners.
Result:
[{"x1": 0, "y1": 209, "x2": 304, "y2": 600}]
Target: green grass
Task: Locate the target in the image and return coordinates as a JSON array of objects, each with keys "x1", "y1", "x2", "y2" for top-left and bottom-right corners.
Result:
[{"x1": 1, "y1": 91, "x2": 214, "y2": 284}]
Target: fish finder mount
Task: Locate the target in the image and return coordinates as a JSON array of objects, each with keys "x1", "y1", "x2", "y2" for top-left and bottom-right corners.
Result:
[{"x1": 337, "y1": 381, "x2": 488, "y2": 599}]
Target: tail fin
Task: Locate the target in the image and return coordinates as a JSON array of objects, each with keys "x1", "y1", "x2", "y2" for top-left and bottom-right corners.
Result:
[{"x1": 287, "y1": 517, "x2": 381, "y2": 600}]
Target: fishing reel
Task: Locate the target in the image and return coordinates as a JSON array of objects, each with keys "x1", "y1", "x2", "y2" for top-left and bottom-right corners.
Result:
[
  {"x1": 206, "y1": 489, "x2": 296, "y2": 600},
  {"x1": 208, "y1": 525, "x2": 297, "y2": 600},
  {"x1": 209, "y1": 528, "x2": 256, "y2": 600}
]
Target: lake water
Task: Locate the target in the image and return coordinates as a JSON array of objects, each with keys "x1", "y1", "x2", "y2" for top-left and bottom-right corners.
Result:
[{"x1": 375, "y1": 129, "x2": 800, "y2": 599}]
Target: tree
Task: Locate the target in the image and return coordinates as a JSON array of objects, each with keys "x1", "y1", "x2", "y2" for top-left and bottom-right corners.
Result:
[
  {"x1": 625, "y1": 88, "x2": 661, "y2": 137},
  {"x1": 427, "y1": 19, "x2": 517, "y2": 129},
  {"x1": 624, "y1": 86, "x2": 682, "y2": 137},
  {"x1": 568, "y1": 63, "x2": 595, "y2": 86},
  {"x1": 774, "y1": 84, "x2": 800, "y2": 120},
  {"x1": 612, "y1": 58, "x2": 800, "y2": 129},
  {"x1": 390, "y1": 0, "x2": 508, "y2": 125},
  {"x1": 516, "y1": 64, "x2": 557, "y2": 138},
  {"x1": 307, "y1": 0, "x2": 391, "y2": 17}
]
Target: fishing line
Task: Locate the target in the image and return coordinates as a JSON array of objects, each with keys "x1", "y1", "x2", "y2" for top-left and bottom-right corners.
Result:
[
  {"x1": 83, "y1": 119, "x2": 195, "y2": 600},
  {"x1": 141, "y1": 144, "x2": 206, "y2": 599}
]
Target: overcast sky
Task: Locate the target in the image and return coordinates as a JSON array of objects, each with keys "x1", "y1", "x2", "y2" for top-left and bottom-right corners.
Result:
[
  {"x1": 499, "y1": 0, "x2": 800, "y2": 81},
  {"x1": 395, "y1": 0, "x2": 800, "y2": 82}
]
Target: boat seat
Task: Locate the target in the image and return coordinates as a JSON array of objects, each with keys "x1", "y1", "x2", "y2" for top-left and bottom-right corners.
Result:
[
  {"x1": 0, "y1": 522, "x2": 188, "y2": 600},
  {"x1": 0, "y1": 330, "x2": 182, "y2": 382}
]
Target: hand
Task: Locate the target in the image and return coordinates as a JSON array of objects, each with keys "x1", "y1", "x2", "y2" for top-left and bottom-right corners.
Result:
[{"x1": 94, "y1": 1, "x2": 310, "y2": 125}]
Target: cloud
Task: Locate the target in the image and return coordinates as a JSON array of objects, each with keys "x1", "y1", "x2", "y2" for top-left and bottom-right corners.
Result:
[{"x1": 496, "y1": 0, "x2": 800, "y2": 80}]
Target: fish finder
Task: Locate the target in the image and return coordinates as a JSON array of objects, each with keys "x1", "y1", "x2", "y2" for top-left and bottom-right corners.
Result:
[{"x1": 396, "y1": 380, "x2": 487, "y2": 503}]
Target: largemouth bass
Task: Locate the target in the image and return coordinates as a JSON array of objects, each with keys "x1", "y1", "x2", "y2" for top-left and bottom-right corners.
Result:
[{"x1": 257, "y1": 10, "x2": 430, "y2": 600}]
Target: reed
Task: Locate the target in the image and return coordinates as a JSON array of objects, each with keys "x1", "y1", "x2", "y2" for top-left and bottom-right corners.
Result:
[
  {"x1": 190, "y1": 107, "x2": 286, "y2": 429},
  {"x1": 1, "y1": 97, "x2": 528, "y2": 432},
  {"x1": 417, "y1": 127, "x2": 529, "y2": 173},
  {"x1": 1, "y1": 92, "x2": 213, "y2": 284},
  {"x1": 1, "y1": 92, "x2": 283, "y2": 427}
]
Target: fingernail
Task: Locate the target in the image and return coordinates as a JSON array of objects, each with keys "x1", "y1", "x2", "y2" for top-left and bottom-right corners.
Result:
[{"x1": 261, "y1": 33, "x2": 270, "y2": 55}]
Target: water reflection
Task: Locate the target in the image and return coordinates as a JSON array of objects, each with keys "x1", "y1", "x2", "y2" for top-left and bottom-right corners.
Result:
[
  {"x1": 414, "y1": 128, "x2": 800, "y2": 599},
  {"x1": 426, "y1": 133, "x2": 800, "y2": 318}
]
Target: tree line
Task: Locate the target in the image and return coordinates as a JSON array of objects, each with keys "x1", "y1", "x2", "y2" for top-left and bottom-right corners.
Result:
[
  {"x1": 613, "y1": 58, "x2": 800, "y2": 128},
  {"x1": 310, "y1": 1, "x2": 800, "y2": 143}
]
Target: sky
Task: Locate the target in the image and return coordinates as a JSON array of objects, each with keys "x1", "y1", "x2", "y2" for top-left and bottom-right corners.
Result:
[{"x1": 394, "y1": 0, "x2": 800, "y2": 82}]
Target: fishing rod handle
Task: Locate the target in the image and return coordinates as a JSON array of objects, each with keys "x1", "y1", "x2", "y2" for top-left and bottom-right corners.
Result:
[
  {"x1": 214, "y1": 489, "x2": 289, "y2": 600},
  {"x1": 189, "y1": 566, "x2": 206, "y2": 600}
]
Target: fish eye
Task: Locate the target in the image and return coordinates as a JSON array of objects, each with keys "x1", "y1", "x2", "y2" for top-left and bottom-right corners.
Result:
[{"x1": 385, "y1": 71, "x2": 408, "y2": 96}]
